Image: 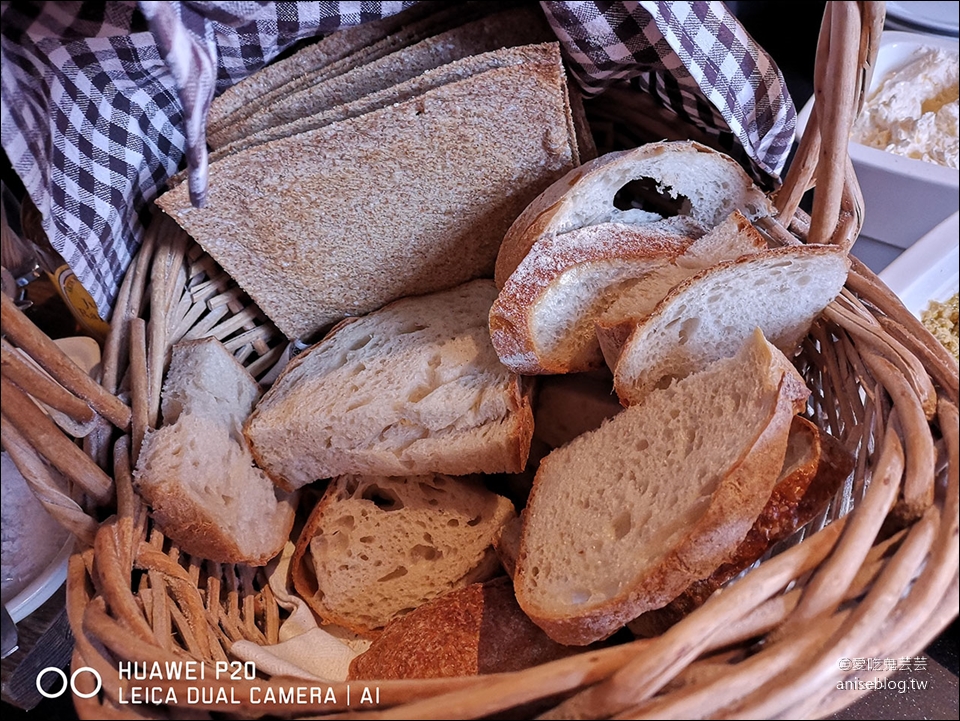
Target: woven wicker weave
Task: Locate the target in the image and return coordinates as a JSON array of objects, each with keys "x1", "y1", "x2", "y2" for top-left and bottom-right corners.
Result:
[{"x1": 1, "y1": 2, "x2": 957, "y2": 718}]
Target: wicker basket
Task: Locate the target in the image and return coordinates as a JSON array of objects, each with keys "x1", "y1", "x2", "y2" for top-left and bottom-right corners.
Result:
[{"x1": 1, "y1": 2, "x2": 957, "y2": 718}]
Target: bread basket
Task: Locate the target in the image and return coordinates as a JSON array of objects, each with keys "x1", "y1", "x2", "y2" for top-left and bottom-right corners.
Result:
[{"x1": 1, "y1": 2, "x2": 957, "y2": 718}]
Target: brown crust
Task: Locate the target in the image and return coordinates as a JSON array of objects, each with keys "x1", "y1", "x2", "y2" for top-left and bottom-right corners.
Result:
[
  {"x1": 630, "y1": 418, "x2": 854, "y2": 636},
  {"x1": 493, "y1": 140, "x2": 770, "y2": 288},
  {"x1": 489, "y1": 222, "x2": 696, "y2": 375},
  {"x1": 348, "y1": 577, "x2": 579, "y2": 680},
  {"x1": 514, "y1": 345, "x2": 810, "y2": 645}
]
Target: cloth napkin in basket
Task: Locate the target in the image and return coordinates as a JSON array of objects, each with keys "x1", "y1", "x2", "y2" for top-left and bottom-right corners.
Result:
[{"x1": 1, "y1": 1, "x2": 795, "y2": 321}]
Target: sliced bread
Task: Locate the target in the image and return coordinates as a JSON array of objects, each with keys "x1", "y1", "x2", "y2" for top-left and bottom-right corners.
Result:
[
  {"x1": 613, "y1": 245, "x2": 850, "y2": 406},
  {"x1": 158, "y1": 48, "x2": 577, "y2": 340},
  {"x1": 206, "y1": 2, "x2": 443, "y2": 134},
  {"x1": 245, "y1": 281, "x2": 534, "y2": 491},
  {"x1": 513, "y1": 329, "x2": 810, "y2": 645},
  {"x1": 133, "y1": 338, "x2": 296, "y2": 565},
  {"x1": 494, "y1": 140, "x2": 773, "y2": 287},
  {"x1": 629, "y1": 417, "x2": 853, "y2": 636},
  {"x1": 292, "y1": 473, "x2": 515, "y2": 635},
  {"x1": 596, "y1": 210, "x2": 767, "y2": 368},
  {"x1": 489, "y1": 218, "x2": 704, "y2": 375},
  {"x1": 348, "y1": 577, "x2": 579, "y2": 679},
  {"x1": 209, "y1": 6, "x2": 555, "y2": 152}
]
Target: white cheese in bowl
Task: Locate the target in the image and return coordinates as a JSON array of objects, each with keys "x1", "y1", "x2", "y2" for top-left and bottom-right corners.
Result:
[{"x1": 851, "y1": 46, "x2": 959, "y2": 169}]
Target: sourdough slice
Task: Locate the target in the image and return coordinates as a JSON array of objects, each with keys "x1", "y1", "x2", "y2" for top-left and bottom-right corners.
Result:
[
  {"x1": 292, "y1": 474, "x2": 515, "y2": 635},
  {"x1": 494, "y1": 140, "x2": 772, "y2": 287},
  {"x1": 489, "y1": 218, "x2": 704, "y2": 374},
  {"x1": 596, "y1": 210, "x2": 767, "y2": 368},
  {"x1": 348, "y1": 577, "x2": 578, "y2": 679},
  {"x1": 245, "y1": 281, "x2": 534, "y2": 491},
  {"x1": 158, "y1": 49, "x2": 577, "y2": 341},
  {"x1": 206, "y1": 2, "x2": 442, "y2": 133},
  {"x1": 628, "y1": 417, "x2": 853, "y2": 636},
  {"x1": 613, "y1": 245, "x2": 850, "y2": 406},
  {"x1": 210, "y1": 6, "x2": 554, "y2": 153},
  {"x1": 133, "y1": 339, "x2": 295, "y2": 565},
  {"x1": 514, "y1": 329, "x2": 810, "y2": 645}
]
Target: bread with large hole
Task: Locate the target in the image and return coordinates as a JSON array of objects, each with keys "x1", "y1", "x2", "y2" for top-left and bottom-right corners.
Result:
[
  {"x1": 245, "y1": 280, "x2": 534, "y2": 491},
  {"x1": 134, "y1": 338, "x2": 296, "y2": 565},
  {"x1": 494, "y1": 140, "x2": 772, "y2": 287},
  {"x1": 513, "y1": 329, "x2": 810, "y2": 645}
]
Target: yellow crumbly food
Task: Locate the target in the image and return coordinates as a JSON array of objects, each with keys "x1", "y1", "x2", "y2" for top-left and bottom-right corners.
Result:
[{"x1": 922, "y1": 292, "x2": 959, "y2": 361}]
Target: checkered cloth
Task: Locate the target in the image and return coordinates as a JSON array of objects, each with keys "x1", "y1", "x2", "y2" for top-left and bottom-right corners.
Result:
[{"x1": 1, "y1": 1, "x2": 795, "y2": 320}]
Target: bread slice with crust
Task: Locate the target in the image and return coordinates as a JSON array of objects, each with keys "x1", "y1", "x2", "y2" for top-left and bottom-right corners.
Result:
[
  {"x1": 133, "y1": 339, "x2": 296, "y2": 565},
  {"x1": 489, "y1": 218, "x2": 704, "y2": 374},
  {"x1": 596, "y1": 210, "x2": 767, "y2": 368},
  {"x1": 628, "y1": 416, "x2": 853, "y2": 636},
  {"x1": 292, "y1": 473, "x2": 515, "y2": 635},
  {"x1": 513, "y1": 329, "x2": 810, "y2": 645},
  {"x1": 245, "y1": 281, "x2": 534, "y2": 491},
  {"x1": 348, "y1": 577, "x2": 579, "y2": 679},
  {"x1": 613, "y1": 245, "x2": 850, "y2": 406},
  {"x1": 158, "y1": 48, "x2": 577, "y2": 341},
  {"x1": 494, "y1": 140, "x2": 773, "y2": 287}
]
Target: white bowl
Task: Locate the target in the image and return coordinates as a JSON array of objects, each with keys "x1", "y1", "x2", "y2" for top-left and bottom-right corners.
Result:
[{"x1": 797, "y1": 31, "x2": 959, "y2": 248}]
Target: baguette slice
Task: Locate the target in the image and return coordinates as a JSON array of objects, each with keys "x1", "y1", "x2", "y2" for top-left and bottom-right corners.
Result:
[
  {"x1": 348, "y1": 577, "x2": 578, "y2": 679},
  {"x1": 628, "y1": 416, "x2": 853, "y2": 636},
  {"x1": 596, "y1": 210, "x2": 767, "y2": 368},
  {"x1": 245, "y1": 281, "x2": 534, "y2": 491},
  {"x1": 490, "y1": 218, "x2": 703, "y2": 374},
  {"x1": 614, "y1": 245, "x2": 850, "y2": 406},
  {"x1": 134, "y1": 339, "x2": 296, "y2": 565},
  {"x1": 158, "y1": 48, "x2": 577, "y2": 341},
  {"x1": 292, "y1": 474, "x2": 515, "y2": 635},
  {"x1": 494, "y1": 141, "x2": 772, "y2": 287},
  {"x1": 514, "y1": 329, "x2": 810, "y2": 645}
]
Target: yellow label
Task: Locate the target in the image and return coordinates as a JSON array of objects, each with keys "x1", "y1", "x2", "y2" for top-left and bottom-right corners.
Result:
[{"x1": 52, "y1": 265, "x2": 110, "y2": 343}]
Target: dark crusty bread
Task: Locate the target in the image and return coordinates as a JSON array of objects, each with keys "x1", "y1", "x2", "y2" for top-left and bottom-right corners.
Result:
[
  {"x1": 133, "y1": 338, "x2": 295, "y2": 565},
  {"x1": 158, "y1": 46, "x2": 578, "y2": 341},
  {"x1": 245, "y1": 281, "x2": 534, "y2": 491},
  {"x1": 489, "y1": 218, "x2": 704, "y2": 375},
  {"x1": 494, "y1": 140, "x2": 773, "y2": 287},
  {"x1": 292, "y1": 474, "x2": 514, "y2": 636},
  {"x1": 348, "y1": 577, "x2": 579, "y2": 679},
  {"x1": 629, "y1": 417, "x2": 854, "y2": 636},
  {"x1": 514, "y1": 329, "x2": 810, "y2": 645},
  {"x1": 209, "y1": 6, "x2": 555, "y2": 152}
]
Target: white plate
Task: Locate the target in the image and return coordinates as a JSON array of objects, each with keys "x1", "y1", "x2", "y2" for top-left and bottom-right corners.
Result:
[
  {"x1": 886, "y1": 1, "x2": 959, "y2": 36},
  {"x1": 7, "y1": 539, "x2": 74, "y2": 623},
  {"x1": 879, "y1": 211, "x2": 959, "y2": 317},
  {"x1": 796, "y1": 31, "x2": 959, "y2": 248}
]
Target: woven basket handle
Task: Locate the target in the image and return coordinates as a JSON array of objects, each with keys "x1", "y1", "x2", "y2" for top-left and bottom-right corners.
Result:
[{"x1": 775, "y1": 1, "x2": 885, "y2": 249}]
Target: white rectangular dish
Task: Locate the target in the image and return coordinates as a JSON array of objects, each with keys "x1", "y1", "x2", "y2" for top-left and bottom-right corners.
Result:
[
  {"x1": 797, "y1": 30, "x2": 959, "y2": 249},
  {"x1": 878, "y1": 211, "x2": 959, "y2": 318}
]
